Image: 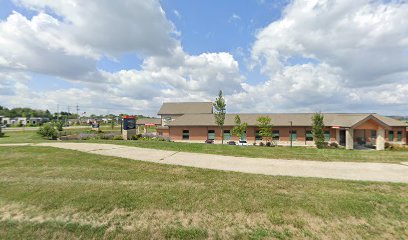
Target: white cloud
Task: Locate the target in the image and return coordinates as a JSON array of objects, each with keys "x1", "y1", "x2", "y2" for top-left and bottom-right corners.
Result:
[
  {"x1": 229, "y1": 13, "x2": 241, "y2": 22},
  {"x1": 1, "y1": 0, "x2": 408, "y2": 116},
  {"x1": 239, "y1": 0, "x2": 408, "y2": 115},
  {"x1": 174, "y1": 10, "x2": 181, "y2": 19}
]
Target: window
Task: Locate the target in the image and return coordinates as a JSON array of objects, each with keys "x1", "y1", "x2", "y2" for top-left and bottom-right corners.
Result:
[
  {"x1": 290, "y1": 130, "x2": 297, "y2": 141},
  {"x1": 223, "y1": 130, "x2": 231, "y2": 140},
  {"x1": 255, "y1": 130, "x2": 262, "y2": 140},
  {"x1": 241, "y1": 131, "x2": 247, "y2": 141},
  {"x1": 324, "y1": 131, "x2": 330, "y2": 141},
  {"x1": 272, "y1": 130, "x2": 280, "y2": 140},
  {"x1": 305, "y1": 130, "x2": 313, "y2": 141},
  {"x1": 208, "y1": 130, "x2": 215, "y2": 140},
  {"x1": 182, "y1": 130, "x2": 189, "y2": 140},
  {"x1": 371, "y1": 130, "x2": 376, "y2": 138},
  {"x1": 397, "y1": 131, "x2": 402, "y2": 141},
  {"x1": 388, "y1": 131, "x2": 394, "y2": 141}
]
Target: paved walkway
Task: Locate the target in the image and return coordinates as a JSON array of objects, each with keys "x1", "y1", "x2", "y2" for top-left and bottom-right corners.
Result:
[{"x1": 3, "y1": 142, "x2": 408, "y2": 183}]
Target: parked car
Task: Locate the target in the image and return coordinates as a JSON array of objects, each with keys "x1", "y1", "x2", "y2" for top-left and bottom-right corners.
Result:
[
  {"x1": 0, "y1": 125, "x2": 7, "y2": 129},
  {"x1": 238, "y1": 140, "x2": 248, "y2": 146},
  {"x1": 227, "y1": 141, "x2": 236, "y2": 145},
  {"x1": 205, "y1": 139, "x2": 214, "y2": 144}
]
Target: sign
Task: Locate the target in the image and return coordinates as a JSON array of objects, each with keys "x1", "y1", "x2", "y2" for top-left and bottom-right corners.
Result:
[
  {"x1": 145, "y1": 123, "x2": 156, "y2": 126},
  {"x1": 123, "y1": 116, "x2": 136, "y2": 130}
]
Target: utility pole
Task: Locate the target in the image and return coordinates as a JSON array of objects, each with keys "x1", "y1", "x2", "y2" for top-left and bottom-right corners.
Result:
[
  {"x1": 290, "y1": 121, "x2": 293, "y2": 148},
  {"x1": 76, "y1": 104, "x2": 80, "y2": 124}
]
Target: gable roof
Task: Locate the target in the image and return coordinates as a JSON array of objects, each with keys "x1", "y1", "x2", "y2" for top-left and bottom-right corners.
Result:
[
  {"x1": 136, "y1": 118, "x2": 161, "y2": 125},
  {"x1": 158, "y1": 102, "x2": 213, "y2": 115},
  {"x1": 167, "y1": 113, "x2": 408, "y2": 128}
]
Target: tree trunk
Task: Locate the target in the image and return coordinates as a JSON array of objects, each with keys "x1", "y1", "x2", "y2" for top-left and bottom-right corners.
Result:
[{"x1": 221, "y1": 126, "x2": 224, "y2": 144}]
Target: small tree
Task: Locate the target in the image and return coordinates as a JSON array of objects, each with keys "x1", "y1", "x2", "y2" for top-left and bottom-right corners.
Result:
[
  {"x1": 232, "y1": 115, "x2": 248, "y2": 141},
  {"x1": 37, "y1": 122, "x2": 58, "y2": 140},
  {"x1": 312, "y1": 112, "x2": 325, "y2": 149},
  {"x1": 257, "y1": 116, "x2": 273, "y2": 142},
  {"x1": 213, "y1": 90, "x2": 227, "y2": 144}
]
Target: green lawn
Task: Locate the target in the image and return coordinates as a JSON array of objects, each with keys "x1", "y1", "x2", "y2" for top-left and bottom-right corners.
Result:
[
  {"x1": 1, "y1": 130, "x2": 408, "y2": 163},
  {"x1": 87, "y1": 140, "x2": 408, "y2": 163},
  {"x1": 0, "y1": 146, "x2": 407, "y2": 239}
]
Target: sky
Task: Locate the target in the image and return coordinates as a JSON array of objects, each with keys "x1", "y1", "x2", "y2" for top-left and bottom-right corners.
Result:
[{"x1": 0, "y1": 0, "x2": 407, "y2": 117}]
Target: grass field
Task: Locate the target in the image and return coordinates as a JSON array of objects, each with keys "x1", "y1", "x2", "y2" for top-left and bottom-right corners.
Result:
[
  {"x1": 1, "y1": 129, "x2": 408, "y2": 163},
  {"x1": 88, "y1": 140, "x2": 408, "y2": 163},
  {"x1": 0, "y1": 146, "x2": 407, "y2": 239}
]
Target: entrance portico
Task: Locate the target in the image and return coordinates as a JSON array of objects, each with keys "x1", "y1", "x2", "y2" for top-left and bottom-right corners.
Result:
[{"x1": 339, "y1": 115, "x2": 390, "y2": 150}]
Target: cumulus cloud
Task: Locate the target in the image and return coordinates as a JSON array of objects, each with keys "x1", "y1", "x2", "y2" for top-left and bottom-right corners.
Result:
[
  {"x1": 1, "y1": 0, "x2": 408, "y2": 116},
  {"x1": 240, "y1": 0, "x2": 408, "y2": 114}
]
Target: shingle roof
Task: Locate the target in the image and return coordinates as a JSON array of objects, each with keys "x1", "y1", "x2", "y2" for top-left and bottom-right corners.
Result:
[
  {"x1": 136, "y1": 118, "x2": 161, "y2": 125},
  {"x1": 167, "y1": 113, "x2": 408, "y2": 127},
  {"x1": 158, "y1": 102, "x2": 213, "y2": 115}
]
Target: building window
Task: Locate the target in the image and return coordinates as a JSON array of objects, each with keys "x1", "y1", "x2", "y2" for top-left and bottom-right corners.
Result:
[
  {"x1": 371, "y1": 130, "x2": 376, "y2": 139},
  {"x1": 388, "y1": 131, "x2": 394, "y2": 141},
  {"x1": 223, "y1": 130, "x2": 231, "y2": 140},
  {"x1": 272, "y1": 130, "x2": 280, "y2": 140},
  {"x1": 182, "y1": 130, "x2": 189, "y2": 140},
  {"x1": 397, "y1": 131, "x2": 402, "y2": 141},
  {"x1": 208, "y1": 130, "x2": 215, "y2": 140},
  {"x1": 305, "y1": 130, "x2": 313, "y2": 141},
  {"x1": 324, "y1": 131, "x2": 330, "y2": 141},
  {"x1": 290, "y1": 130, "x2": 297, "y2": 141},
  {"x1": 240, "y1": 131, "x2": 247, "y2": 141},
  {"x1": 255, "y1": 130, "x2": 262, "y2": 140}
]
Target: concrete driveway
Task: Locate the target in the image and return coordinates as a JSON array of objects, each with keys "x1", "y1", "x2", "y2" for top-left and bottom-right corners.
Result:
[{"x1": 4, "y1": 142, "x2": 408, "y2": 183}]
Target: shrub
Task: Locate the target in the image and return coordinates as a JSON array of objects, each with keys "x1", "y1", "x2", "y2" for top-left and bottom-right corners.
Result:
[
  {"x1": 266, "y1": 142, "x2": 272, "y2": 147},
  {"x1": 329, "y1": 142, "x2": 338, "y2": 148},
  {"x1": 259, "y1": 142, "x2": 265, "y2": 147},
  {"x1": 0, "y1": 132, "x2": 4, "y2": 138},
  {"x1": 385, "y1": 142, "x2": 392, "y2": 149},
  {"x1": 113, "y1": 135, "x2": 123, "y2": 140},
  {"x1": 37, "y1": 123, "x2": 58, "y2": 140},
  {"x1": 253, "y1": 142, "x2": 257, "y2": 146},
  {"x1": 131, "y1": 134, "x2": 142, "y2": 140}
]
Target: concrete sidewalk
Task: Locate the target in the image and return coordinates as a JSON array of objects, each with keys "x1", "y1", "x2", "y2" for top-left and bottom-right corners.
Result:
[{"x1": 4, "y1": 142, "x2": 408, "y2": 183}]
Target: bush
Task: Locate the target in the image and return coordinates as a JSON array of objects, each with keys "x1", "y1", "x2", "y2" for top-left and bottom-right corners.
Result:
[
  {"x1": 131, "y1": 134, "x2": 142, "y2": 140},
  {"x1": 113, "y1": 135, "x2": 123, "y2": 140},
  {"x1": 329, "y1": 142, "x2": 338, "y2": 148},
  {"x1": 259, "y1": 142, "x2": 265, "y2": 147},
  {"x1": 37, "y1": 123, "x2": 58, "y2": 140},
  {"x1": 385, "y1": 142, "x2": 392, "y2": 150},
  {"x1": 253, "y1": 142, "x2": 257, "y2": 146},
  {"x1": 266, "y1": 142, "x2": 272, "y2": 147}
]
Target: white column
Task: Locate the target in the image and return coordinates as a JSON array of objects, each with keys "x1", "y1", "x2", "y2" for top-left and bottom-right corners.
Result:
[
  {"x1": 376, "y1": 127, "x2": 385, "y2": 150},
  {"x1": 336, "y1": 129, "x2": 340, "y2": 144},
  {"x1": 346, "y1": 128, "x2": 354, "y2": 150}
]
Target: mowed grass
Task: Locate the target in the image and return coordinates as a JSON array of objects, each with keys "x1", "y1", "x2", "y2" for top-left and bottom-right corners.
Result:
[
  {"x1": 89, "y1": 140, "x2": 408, "y2": 163},
  {"x1": 0, "y1": 146, "x2": 407, "y2": 239},
  {"x1": 2, "y1": 130, "x2": 408, "y2": 163}
]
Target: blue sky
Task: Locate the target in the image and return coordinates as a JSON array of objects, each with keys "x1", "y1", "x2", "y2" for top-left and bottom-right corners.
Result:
[{"x1": 0, "y1": 0, "x2": 407, "y2": 116}]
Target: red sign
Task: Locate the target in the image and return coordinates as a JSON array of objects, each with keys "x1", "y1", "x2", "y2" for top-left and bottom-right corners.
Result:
[{"x1": 145, "y1": 123, "x2": 156, "y2": 126}]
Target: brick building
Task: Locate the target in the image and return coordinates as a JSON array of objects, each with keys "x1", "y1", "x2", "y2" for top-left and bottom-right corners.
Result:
[{"x1": 156, "y1": 102, "x2": 407, "y2": 150}]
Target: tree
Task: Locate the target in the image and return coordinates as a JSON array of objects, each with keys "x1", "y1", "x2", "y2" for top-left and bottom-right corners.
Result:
[
  {"x1": 257, "y1": 116, "x2": 273, "y2": 142},
  {"x1": 312, "y1": 112, "x2": 325, "y2": 149},
  {"x1": 213, "y1": 90, "x2": 226, "y2": 144},
  {"x1": 232, "y1": 115, "x2": 248, "y2": 141},
  {"x1": 37, "y1": 122, "x2": 58, "y2": 140}
]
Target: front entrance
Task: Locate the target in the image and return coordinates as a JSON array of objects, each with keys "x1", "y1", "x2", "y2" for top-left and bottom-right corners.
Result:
[{"x1": 339, "y1": 130, "x2": 346, "y2": 146}]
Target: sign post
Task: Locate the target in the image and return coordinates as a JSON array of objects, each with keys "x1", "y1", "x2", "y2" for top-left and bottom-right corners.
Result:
[{"x1": 122, "y1": 116, "x2": 137, "y2": 140}]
